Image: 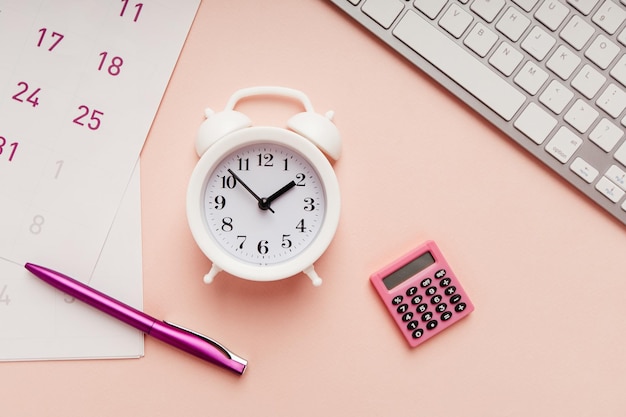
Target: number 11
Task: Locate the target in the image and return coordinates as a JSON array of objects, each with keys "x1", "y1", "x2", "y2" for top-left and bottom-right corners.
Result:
[{"x1": 120, "y1": 0, "x2": 143, "y2": 22}]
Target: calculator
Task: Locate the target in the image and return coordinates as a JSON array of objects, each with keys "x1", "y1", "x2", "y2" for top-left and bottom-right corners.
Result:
[{"x1": 370, "y1": 240, "x2": 474, "y2": 347}]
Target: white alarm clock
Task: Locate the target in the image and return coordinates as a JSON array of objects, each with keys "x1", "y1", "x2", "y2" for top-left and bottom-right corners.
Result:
[{"x1": 186, "y1": 87, "x2": 341, "y2": 286}]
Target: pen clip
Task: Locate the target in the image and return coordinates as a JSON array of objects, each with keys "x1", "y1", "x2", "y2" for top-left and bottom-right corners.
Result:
[{"x1": 163, "y1": 320, "x2": 248, "y2": 367}]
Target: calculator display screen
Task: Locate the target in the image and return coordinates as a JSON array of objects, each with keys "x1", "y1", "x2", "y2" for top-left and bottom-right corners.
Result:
[{"x1": 382, "y1": 251, "x2": 435, "y2": 290}]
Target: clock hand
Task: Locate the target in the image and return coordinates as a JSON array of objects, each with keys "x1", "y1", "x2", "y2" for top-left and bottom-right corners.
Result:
[
  {"x1": 259, "y1": 180, "x2": 297, "y2": 211},
  {"x1": 227, "y1": 169, "x2": 275, "y2": 213}
]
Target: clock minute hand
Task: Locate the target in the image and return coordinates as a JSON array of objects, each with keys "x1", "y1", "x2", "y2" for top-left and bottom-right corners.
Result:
[
  {"x1": 227, "y1": 169, "x2": 275, "y2": 214},
  {"x1": 260, "y1": 180, "x2": 297, "y2": 211}
]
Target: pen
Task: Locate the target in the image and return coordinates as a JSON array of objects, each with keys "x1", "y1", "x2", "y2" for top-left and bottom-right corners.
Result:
[{"x1": 24, "y1": 263, "x2": 247, "y2": 375}]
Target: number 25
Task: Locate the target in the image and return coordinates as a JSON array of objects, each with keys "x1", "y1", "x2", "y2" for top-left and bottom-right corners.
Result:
[{"x1": 73, "y1": 105, "x2": 103, "y2": 130}]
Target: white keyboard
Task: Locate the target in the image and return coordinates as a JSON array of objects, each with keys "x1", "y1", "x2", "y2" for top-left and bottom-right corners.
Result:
[{"x1": 328, "y1": 0, "x2": 626, "y2": 226}]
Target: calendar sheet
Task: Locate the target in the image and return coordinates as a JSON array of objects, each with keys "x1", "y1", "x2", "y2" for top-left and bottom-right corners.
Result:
[{"x1": 0, "y1": 0, "x2": 200, "y2": 360}]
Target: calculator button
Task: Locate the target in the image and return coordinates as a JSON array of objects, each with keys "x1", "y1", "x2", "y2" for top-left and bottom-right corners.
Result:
[
  {"x1": 407, "y1": 320, "x2": 419, "y2": 330},
  {"x1": 422, "y1": 312, "x2": 433, "y2": 321},
  {"x1": 406, "y1": 286, "x2": 418, "y2": 296},
  {"x1": 426, "y1": 320, "x2": 438, "y2": 330},
  {"x1": 411, "y1": 295, "x2": 423, "y2": 304},
  {"x1": 431, "y1": 294, "x2": 443, "y2": 304},
  {"x1": 412, "y1": 328, "x2": 424, "y2": 339},
  {"x1": 397, "y1": 304, "x2": 409, "y2": 313},
  {"x1": 445, "y1": 286, "x2": 457, "y2": 296},
  {"x1": 450, "y1": 294, "x2": 462, "y2": 304},
  {"x1": 420, "y1": 277, "x2": 432, "y2": 287},
  {"x1": 426, "y1": 286, "x2": 437, "y2": 296},
  {"x1": 441, "y1": 311, "x2": 453, "y2": 321},
  {"x1": 392, "y1": 295, "x2": 404, "y2": 305},
  {"x1": 402, "y1": 312, "x2": 414, "y2": 322},
  {"x1": 455, "y1": 302, "x2": 468, "y2": 313},
  {"x1": 435, "y1": 269, "x2": 446, "y2": 278},
  {"x1": 436, "y1": 303, "x2": 447, "y2": 313},
  {"x1": 439, "y1": 277, "x2": 452, "y2": 287},
  {"x1": 416, "y1": 303, "x2": 428, "y2": 313}
]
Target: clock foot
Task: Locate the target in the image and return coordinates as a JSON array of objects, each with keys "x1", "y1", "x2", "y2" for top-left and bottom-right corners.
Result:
[
  {"x1": 203, "y1": 265, "x2": 222, "y2": 284},
  {"x1": 303, "y1": 265, "x2": 322, "y2": 287}
]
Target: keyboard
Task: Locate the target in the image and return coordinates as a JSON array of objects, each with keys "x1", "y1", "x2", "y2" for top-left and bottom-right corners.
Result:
[{"x1": 328, "y1": 0, "x2": 626, "y2": 227}]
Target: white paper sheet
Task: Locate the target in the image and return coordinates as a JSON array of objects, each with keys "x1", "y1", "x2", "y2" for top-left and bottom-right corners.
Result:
[{"x1": 0, "y1": 0, "x2": 200, "y2": 360}]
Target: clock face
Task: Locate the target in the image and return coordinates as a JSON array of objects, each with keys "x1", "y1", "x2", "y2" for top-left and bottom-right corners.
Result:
[{"x1": 202, "y1": 142, "x2": 326, "y2": 266}]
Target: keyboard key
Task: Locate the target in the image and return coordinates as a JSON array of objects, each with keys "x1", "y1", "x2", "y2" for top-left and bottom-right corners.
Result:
[
  {"x1": 471, "y1": 0, "x2": 505, "y2": 23},
  {"x1": 615, "y1": 141, "x2": 626, "y2": 166},
  {"x1": 489, "y1": 41, "x2": 524, "y2": 76},
  {"x1": 572, "y1": 64, "x2": 606, "y2": 99},
  {"x1": 496, "y1": 7, "x2": 531, "y2": 41},
  {"x1": 546, "y1": 45, "x2": 581, "y2": 80},
  {"x1": 605, "y1": 165, "x2": 626, "y2": 191},
  {"x1": 619, "y1": 27, "x2": 626, "y2": 46},
  {"x1": 589, "y1": 118, "x2": 624, "y2": 152},
  {"x1": 439, "y1": 4, "x2": 473, "y2": 38},
  {"x1": 535, "y1": 0, "x2": 570, "y2": 31},
  {"x1": 414, "y1": 0, "x2": 447, "y2": 20},
  {"x1": 592, "y1": 1, "x2": 626, "y2": 35},
  {"x1": 514, "y1": 102, "x2": 557, "y2": 144},
  {"x1": 512, "y1": 0, "x2": 540, "y2": 12},
  {"x1": 545, "y1": 126, "x2": 583, "y2": 163},
  {"x1": 611, "y1": 55, "x2": 626, "y2": 87},
  {"x1": 521, "y1": 26, "x2": 556, "y2": 60},
  {"x1": 560, "y1": 15, "x2": 595, "y2": 50},
  {"x1": 596, "y1": 84, "x2": 626, "y2": 118},
  {"x1": 393, "y1": 10, "x2": 526, "y2": 120},
  {"x1": 567, "y1": 0, "x2": 600, "y2": 15},
  {"x1": 585, "y1": 34, "x2": 620, "y2": 70},
  {"x1": 362, "y1": 0, "x2": 404, "y2": 29},
  {"x1": 596, "y1": 176, "x2": 625, "y2": 202},
  {"x1": 540, "y1": 79, "x2": 574, "y2": 114},
  {"x1": 514, "y1": 61, "x2": 549, "y2": 94},
  {"x1": 565, "y1": 99, "x2": 599, "y2": 133},
  {"x1": 570, "y1": 157, "x2": 599, "y2": 183},
  {"x1": 464, "y1": 22, "x2": 499, "y2": 57}
]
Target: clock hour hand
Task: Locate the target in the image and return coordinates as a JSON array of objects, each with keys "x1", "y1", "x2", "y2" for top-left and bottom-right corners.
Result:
[
  {"x1": 260, "y1": 180, "x2": 296, "y2": 211},
  {"x1": 227, "y1": 169, "x2": 275, "y2": 213}
]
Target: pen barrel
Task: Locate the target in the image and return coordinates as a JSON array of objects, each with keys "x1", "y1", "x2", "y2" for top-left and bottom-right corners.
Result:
[
  {"x1": 26, "y1": 263, "x2": 155, "y2": 333},
  {"x1": 149, "y1": 321, "x2": 247, "y2": 375}
]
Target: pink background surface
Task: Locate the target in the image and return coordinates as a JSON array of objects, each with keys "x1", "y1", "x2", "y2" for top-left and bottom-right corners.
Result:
[{"x1": 4, "y1": 1, "x2": 626, "y2": 415}]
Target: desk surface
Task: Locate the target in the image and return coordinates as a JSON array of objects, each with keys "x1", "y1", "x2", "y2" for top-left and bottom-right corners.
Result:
[{"x1": 4, "y1": 1, "x2": 626, "y2": 415}]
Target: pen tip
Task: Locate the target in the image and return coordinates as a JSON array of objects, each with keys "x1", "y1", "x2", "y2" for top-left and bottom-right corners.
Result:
[{"x1": 24, "y1": 263, "x2": 42, "y2": 274}]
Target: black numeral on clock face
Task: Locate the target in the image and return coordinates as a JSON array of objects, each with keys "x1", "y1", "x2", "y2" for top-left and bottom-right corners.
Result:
[
  {"x1": 221, "y1": 217, "x2": 233, "y2": 232},
  {"x1": 257, "y1": 153, "x2": 273, "y2": 167}
]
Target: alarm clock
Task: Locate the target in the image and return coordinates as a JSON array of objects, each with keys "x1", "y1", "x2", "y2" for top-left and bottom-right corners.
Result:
[{"x1": 186, "y1": 86, "x2": 341, "y2": 286}]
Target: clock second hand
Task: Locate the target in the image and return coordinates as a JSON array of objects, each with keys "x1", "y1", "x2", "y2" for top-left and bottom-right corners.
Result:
[{"x1": 227, "y1": 169, "x2": 275, "y2": 214}]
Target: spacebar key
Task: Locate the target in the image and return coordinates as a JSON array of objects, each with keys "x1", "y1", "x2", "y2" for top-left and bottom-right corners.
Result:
[{"x1": 393, "y1": 10, "x2": 525, "y2": 121}]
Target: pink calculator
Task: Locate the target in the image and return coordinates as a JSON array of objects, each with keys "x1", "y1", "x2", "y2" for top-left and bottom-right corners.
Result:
[{"x1": 370, "y1": 240, "x2": 474, "y2": 347}]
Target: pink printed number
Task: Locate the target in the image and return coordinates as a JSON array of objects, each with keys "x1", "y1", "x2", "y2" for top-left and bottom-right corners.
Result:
[
  {"x1": 120, "y1": 0, "x2": 143, "y2": 22},
  {"x1": 0, "y1": 136, "x2": 19, "y2": 162},
  {"x1": 98, "y1": 52, "x2": 124, "y2": 76},
  {"x1": 37, "y1": 28, "x2": 64, "y2": 51},
  {"x1": 12, "y1": 82, "x2": 41, "y2": 107},
  {"x1": 73, "y1": 106, "x2": 103, "y2": 130}
]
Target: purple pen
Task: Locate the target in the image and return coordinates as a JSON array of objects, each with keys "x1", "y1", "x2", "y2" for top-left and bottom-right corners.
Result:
[{"x1": 24, "y1": 263, "x2": 247, "y2": 375}]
